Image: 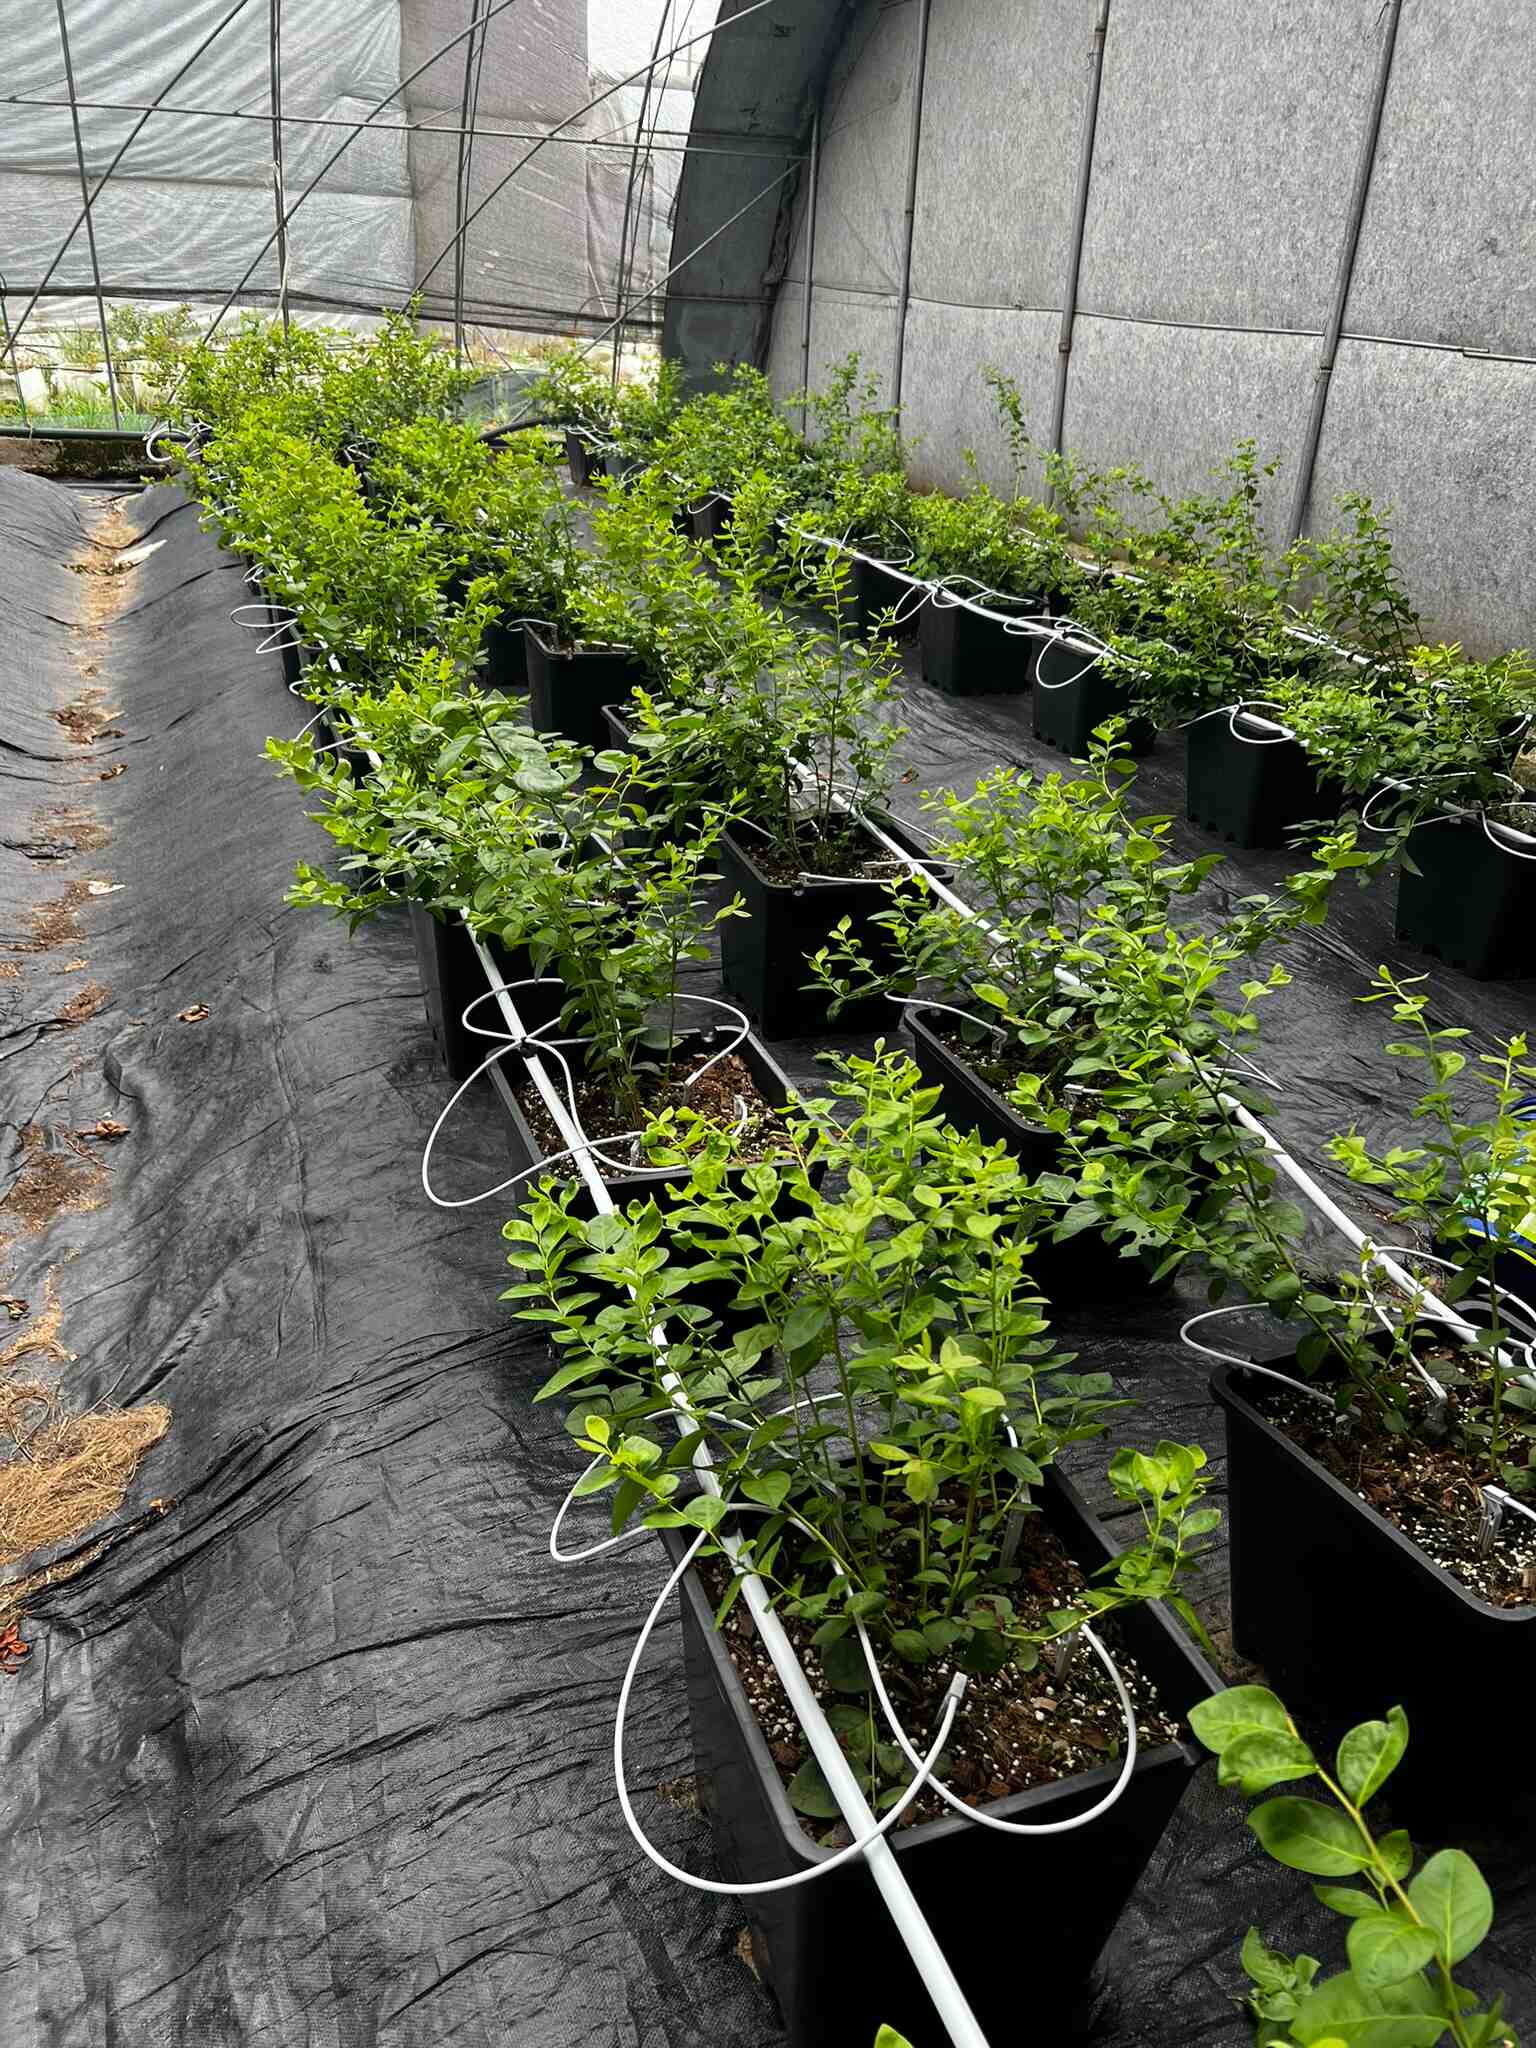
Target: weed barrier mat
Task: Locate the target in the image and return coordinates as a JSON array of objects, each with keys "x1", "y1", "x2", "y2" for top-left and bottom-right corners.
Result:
[{"x1": 0, "y1": 475, "x2": 1530, "y2": 2045}]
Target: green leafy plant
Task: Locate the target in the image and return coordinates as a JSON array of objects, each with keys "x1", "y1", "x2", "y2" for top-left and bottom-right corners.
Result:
[
  {"x1": 504, "y1": 1048, "x2": 1218, "y2": 1732},
  {"x1": 1191, "y1": 1686, "x2": 1517, "y2": 2048}
]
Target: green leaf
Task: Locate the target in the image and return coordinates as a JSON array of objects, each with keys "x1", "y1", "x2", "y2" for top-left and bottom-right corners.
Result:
[
  {"x1": 890, "y1": 1629, "x2": 932, "y2": 1664},
  {"x1": 676, "y1": 1494, "x2": 726, "y2": 1532},
  {"x1": 741, "y1": 1471, "x2": 791, "y2": 1511},
  {"x1": 1406, "y1": 1848, "x2": 1493, "y2": 1965},
  {"x1": 786, "y1": 1757, "x2": 840, "y2": 1819},
  {"x1": 1288, "y1": 1968, "x2": 1444, "y2": 2047},
  {"x1": 780, "y1": 1301, "x2": 830, "y2": 1353},
  {"x1": 1315, "y1": 1886, "x2": 1383, "y2": 1922},
  {"x1": 1250, "y1": 1798, "x2": 1373, "y2": 1877},
  {"x1": 874, "y1": 2030, "x2": 916, "y2": 2048},
  {"x1": 1188, "y1": 1685, "x2": 1292, "y2": 1756},
  {"x1": 1377, "y1": 1832, "x2": 1413, "y2": 1884},
  {"x1": 1218, "y1": 1729, "x2": 1319, "y2": 1795},
  {"x1": 1336, "y1": 1708, "x2": 1409, "y2": 1808},
  {"x1": 1242, "y1": 1926, "x2": 1297, "y2": 1994},
  {"x1": 819, "y1": 1633, "x2": 871, "y2": 1695},
  {"x1": 1345, "y1": 1912, "x2": 1439, "y2": 1991}
]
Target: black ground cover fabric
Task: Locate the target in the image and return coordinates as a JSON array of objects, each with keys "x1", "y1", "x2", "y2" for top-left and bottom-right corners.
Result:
[{"x1": 0, "y1": 472, "x2": 1531, "y2": 2045}]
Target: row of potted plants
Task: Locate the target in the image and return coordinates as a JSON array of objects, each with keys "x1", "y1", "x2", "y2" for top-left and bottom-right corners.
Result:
[
  {"x1": 171, "y1": 318, "x2": 1531, "y2": 2045},
  {"x1": 536, "y1": 345, "x2": 1536, "y2": 984}
]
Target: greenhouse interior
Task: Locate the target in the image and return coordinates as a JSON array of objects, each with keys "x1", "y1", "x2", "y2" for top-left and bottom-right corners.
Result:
[{"x1": 3, "y1": 2, "x2": 1535, "y2": 2043}]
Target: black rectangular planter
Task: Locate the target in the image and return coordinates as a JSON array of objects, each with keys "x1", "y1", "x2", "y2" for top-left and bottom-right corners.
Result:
[
  {"x1": 563, "y1": 430, "x2": 607, "y2": 486},
  {"x1": 905, "y1": 1006, "x2": 1169, "y2": 1302},
  {"x1": 717, "y1": 817, "x2": 934, "y2": 1041},
  {"x1": 687, "y1": 495, "x2": 731, "y2": 544},
  {"x1": 481, "y1": 613, "x2": 527, "y2": 694},
  {"x1": 526, "y1": 626, "x2": 648, "y2": 754},
  {"x1": 850, "y1": 554, "x2": 923, "y2": 641},
  {"x1": 1185, "y1": 710, "x2": 1331, "y2": 847},
  {"x1": 500, "y1": 1025, "x2": 802, "y2": 1212},
  {"x1": 1395, "y1": 814, "x2": 1536, "y2": 980},
  {"x1": 408, "y1": 907, "x2": 561, "y2": 1081},
  {"x1": 1033, "y1": 639, "x2": 1153, "y2": 758},
  {"x1": 918, "y1": 594, "x2": 1041, "y2": 696},
  {"x1": 906, "y1": 1005, "x2": 1059, "y2": 1174},
  {"x1": 664, "y1": 1464, "x2": 1219, "y2": 2048},
  {"x1": 1212, "y1": 1363, "x2": 1536, "y2": 1823}
]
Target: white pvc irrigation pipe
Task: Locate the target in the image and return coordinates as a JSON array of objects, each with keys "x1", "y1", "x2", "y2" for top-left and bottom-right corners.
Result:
[{"x1": 457, "y1": 929, "x2": 992, "y2": 2048}]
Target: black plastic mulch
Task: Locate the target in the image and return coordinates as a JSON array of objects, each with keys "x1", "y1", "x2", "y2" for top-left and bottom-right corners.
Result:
[{"x1": 0, "y1": 471, "x2": 1531, "y2": 2046}]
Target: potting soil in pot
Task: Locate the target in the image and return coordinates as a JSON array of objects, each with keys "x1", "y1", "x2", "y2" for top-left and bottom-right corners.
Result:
[
  {"x1": 1255, "y1": 1384, "x2": 1536, "y2": 1608},
  {"x1": 699, "y1": 1519, "x2": 1181, "y2": 1836}
]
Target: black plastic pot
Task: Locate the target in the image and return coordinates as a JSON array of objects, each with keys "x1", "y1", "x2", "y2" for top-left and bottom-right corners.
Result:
[
  {"x1": 918, "y1": 593, "x2": 1041, "y2": 696},
  {"x1": 851, "y1": 554, "x2": 923, "y2": 641},
  {"x1": 1184, "y1": 709, "x2": 1341, "y2": 847},
  {"x1": 905, "y1": 1006, "x2": 1170, "y2": 1301},
  {"x1": 408, "y1": 907, "x2": 561, "y2": 1081},
  {"x1": 479, "y1": 613, "x2": 527, "y2": 693},
  {"x1": 525, "y1": 626, "x2": 648, "y2": 754},
  {"x1": 1033, "y1": 639, "x2": 1153, "y2": 758},
  {"x1": 564, "y1": 430, "x2": 607, "y2": 486},
  {"x1": 1213, "y1": 1362, "x2": 1536, "y2": 1822},
  {"x1": 499, "y1": 1025, "x2": 802, "y2": 1211},
  {"x1": 906, "y1": 1005, "x2": 1058, "y2": 1174},
  {"x1": 1395, "y1": 814, "x2": 1536, "y2": 980},
  {"x1": 687, "y1": 495, "x2": 731, "y2": 544},
  {"x1": 717, "y1": 816, "x2": 934, "y2": 1041},
  {"x1": 665, "y1": 1464, "x2": 1219, "y2": 2047}
]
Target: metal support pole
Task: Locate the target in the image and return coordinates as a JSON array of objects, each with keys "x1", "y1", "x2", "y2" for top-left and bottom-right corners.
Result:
[
  {"x1": 889, "y1": 0, "x2": 932, "y2": 415},
  {"x1": 52, "y1": 0, "x2": 121, "y2": 428},
  {"x1": 0, "y1": 274, "x2": 28, "y2": 426},
  {"x1": 576, "y1": 164, "x2": 796, "y2": 359},
  {"x1": 1050, "y1": 0, "x2": 1111, "y2": 467},
  {"x1": 798, "y1": 105, "x2": 820, "y2": 432},
  {"x1": 452, "y1": 0, "x2": 488, "y2": 363},
  {"x1": 7, "y1": 0, "x2": 257, "y2": 362},
  {"x1": 1285, "y1": 0, "x2": 1403, "y2": 545},
  {"x1": 612, "y1": 0, "x2": 670, "y2": 385},
  {"x1": 414, "y1": 2, "x2": 779, "y2": 303},
  {"x1": 269, "y1": 0, "x2": 290, "y2": 334}
]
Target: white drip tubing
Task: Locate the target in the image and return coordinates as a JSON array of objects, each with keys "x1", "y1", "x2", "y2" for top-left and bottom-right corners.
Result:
[{"x1": 453, "y1": 924, "x2": 992, "y2": 2048}]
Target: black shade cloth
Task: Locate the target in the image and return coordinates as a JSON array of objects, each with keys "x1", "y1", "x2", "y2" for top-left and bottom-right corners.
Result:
[{"x1": 0, "y1": 473, "x2": 1530, "y2": 2045}]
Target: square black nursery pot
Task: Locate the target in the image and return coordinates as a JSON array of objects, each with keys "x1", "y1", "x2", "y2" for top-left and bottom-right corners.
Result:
[
  {"x1": 498, "y1": 1024, "x2": 803, "y2": 1211},
  {"x1": 687, "y1": 495, "x2": 732, "y2": 544},
  {"x1": 664, "y1": 1465, "x2": 1220, "y2": 2048},
  {"x1": 563, "y1": 430, "x2": 607, "y2": 486},
  {"x1": 481, "y1": 613, "x2": 527, "y2": 693},
  {"x1": 918, "y1": 593, "x2": 1043, "y2": 696},
  {"x1": 1212, "y1": 1363, "x2": 1536, "y2": 1824},
  {"x1": 1394, "y1": 814, "x2": 1536, "y2": 980},
  {"x1": 717, "y1": 816, "x2": 937, "y2": 1042},
  {"x1": 408, "y1": 907, "x2": 561, "y2": 1082},
  {"x1": 1184, "y1": 710, "x2": 1332, "y2": 848},
  {"x1": 851, "y1": 554, "x2": 923, "y2": 641},
  {"x1": 905, "y1": 1005, "x2": 1172, "y2": 1303},
  {"x1": 526, "y1": 625, "x2": 649, "y2": 754},
  {"x1": 1033, "y1": 639, "x2": 1153, "y2": 758}
]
